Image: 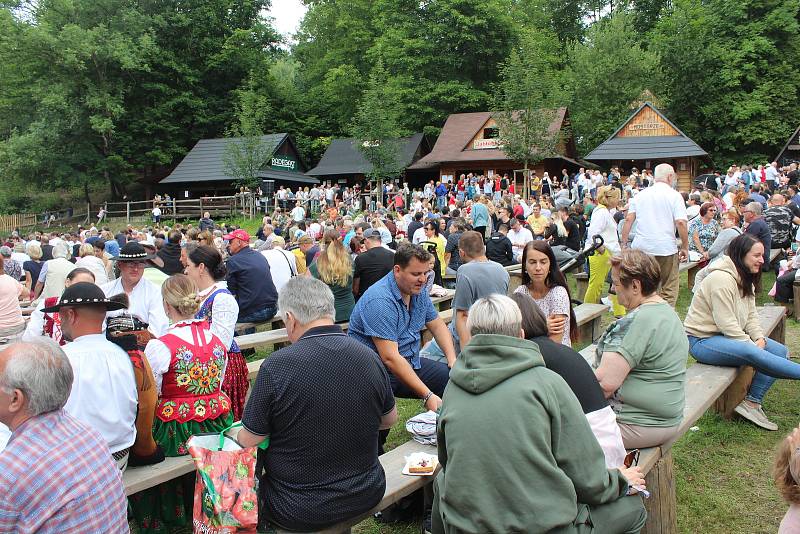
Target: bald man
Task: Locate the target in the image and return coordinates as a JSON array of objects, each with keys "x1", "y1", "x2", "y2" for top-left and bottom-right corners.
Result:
[{"x1": 621, "y1": 163, "x2": 689, "y2": 306}]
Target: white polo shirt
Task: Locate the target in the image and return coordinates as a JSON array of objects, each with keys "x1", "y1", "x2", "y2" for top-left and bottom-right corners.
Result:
[
  {"x1": 101, "y1": 278, "x2": 169, "y2": 337},
  {"x1": 629, "y1": 182, "x2": 688, "y2": 256}
]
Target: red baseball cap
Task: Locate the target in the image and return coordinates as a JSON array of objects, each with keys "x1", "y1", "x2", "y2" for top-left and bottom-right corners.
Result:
[{"x1": 222, "y1": 229, "x2": 250, "y2": 242}]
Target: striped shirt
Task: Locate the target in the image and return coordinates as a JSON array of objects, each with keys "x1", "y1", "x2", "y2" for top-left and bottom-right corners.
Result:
[{"x1": 0, "y1": 410, "x2": 128, "y2": 533}]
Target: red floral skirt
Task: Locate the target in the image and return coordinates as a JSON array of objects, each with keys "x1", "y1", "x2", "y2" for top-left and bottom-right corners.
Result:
[{"x1": 222, "y1": 350, "x2": 248, "y2": 420}]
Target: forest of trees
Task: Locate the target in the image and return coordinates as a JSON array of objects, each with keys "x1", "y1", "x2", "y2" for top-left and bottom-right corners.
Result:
[{"x1": 0, "y1": 0, "x2": 798, "y2": 212}]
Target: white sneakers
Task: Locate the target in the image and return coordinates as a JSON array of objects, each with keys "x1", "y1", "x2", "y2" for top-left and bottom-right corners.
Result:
[{"x1": 734, "y1": 401, "x2": 778, "y2": 431}]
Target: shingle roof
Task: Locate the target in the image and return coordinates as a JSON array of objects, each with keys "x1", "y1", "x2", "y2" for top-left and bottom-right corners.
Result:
[
  {"x1": 584, "y1": 103, "x2": 708, "y2": 161},
  {"x1": 160, "y1": 134, "x2": 287, "y2": 184},
  {"x1": 305, "y1": 133, "x2": 427, "y2": 176},
  {"x1": 408, "y1": 109, "x2": 568, "y2": 169}
]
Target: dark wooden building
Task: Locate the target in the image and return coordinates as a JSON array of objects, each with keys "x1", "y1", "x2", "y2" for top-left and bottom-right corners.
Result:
[
  {"x1": 407, "y1": 109, "x2": 588, "y2": 183},
  {"x1": 159, "y1": 134, "x2": 317, "y2": 197},
  {"x1": 305, "y1": 133, "x2": 432, "y2": 186},
  {"x1": 777, "y1": 125, "x2": 800, "y2": 166}
]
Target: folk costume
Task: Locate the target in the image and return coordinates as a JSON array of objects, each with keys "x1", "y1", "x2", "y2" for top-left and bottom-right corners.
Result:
[
  {"x1": 22, "y1": 296, "x2": 65, "y2": 345},
  {"x1": 132, "y1": 319, "x2": 233, "y2": 533},
  {"x1": 195, "y1": 282, "x2": 248, "y2": 420}
]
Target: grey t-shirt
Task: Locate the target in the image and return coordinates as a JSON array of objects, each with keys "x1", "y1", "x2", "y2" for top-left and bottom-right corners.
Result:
[{"x1": 450, "y1": 260, "x2": 510, "y2": 342}]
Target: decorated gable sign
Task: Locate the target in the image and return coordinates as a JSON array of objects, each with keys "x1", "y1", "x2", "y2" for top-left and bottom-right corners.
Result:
[
  {"x1": 271, "y1": 156, "x2": 296, "y2": 171},
  {"x1": 473, "y1": 138, "x2": 501, "y2": 150}
]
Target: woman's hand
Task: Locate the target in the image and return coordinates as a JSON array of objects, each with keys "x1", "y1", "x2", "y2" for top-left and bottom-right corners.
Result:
[{"x1": 547, "y1": 314, "x2": 567, "y2": 337}]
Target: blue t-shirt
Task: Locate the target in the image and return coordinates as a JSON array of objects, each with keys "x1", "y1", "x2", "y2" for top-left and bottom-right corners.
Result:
[
  {"x1": 348, "y1": 272, "x2": 437, "y2": 369},
  {"x1": 472, "y1": 203, "x2": 489, "y2": 228}
]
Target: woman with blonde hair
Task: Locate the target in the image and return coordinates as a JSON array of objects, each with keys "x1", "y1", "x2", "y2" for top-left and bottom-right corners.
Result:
[
  {"x1": 584, "y1": 185, "x2": 625, "y2": 317},
  {"x1": 75, "y1": 243, "x2": 109, "y2": 284},
  {"x1": 309, "y1": 230, "x2": 355, "y2": 322},
  {"x1": 133, "y1": 274, "x2": 233, "y2": 532},
  {"x1": 775, "y1": 426, "x2": 800, "y2": 532}
]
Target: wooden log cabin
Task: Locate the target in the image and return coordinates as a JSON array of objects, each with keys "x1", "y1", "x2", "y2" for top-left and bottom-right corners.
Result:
[{"x1": 584, "y1": 102, "x2": 709, "y2": 191}]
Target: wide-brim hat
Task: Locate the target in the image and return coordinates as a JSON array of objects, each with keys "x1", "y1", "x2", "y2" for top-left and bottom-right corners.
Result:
[
  {"x1": 112, "y1": 242, "x2": 157, "y2": 262},
  {"x1": 41, "y1": 282, "x2": 128, "y2": 313}
]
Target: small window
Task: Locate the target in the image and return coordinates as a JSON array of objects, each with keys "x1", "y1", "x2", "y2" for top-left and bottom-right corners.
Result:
[{"x1": 484, "y1": 127, "x2": 499, "y2": 139}]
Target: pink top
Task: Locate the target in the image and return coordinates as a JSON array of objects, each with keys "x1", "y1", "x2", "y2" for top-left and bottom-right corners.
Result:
[
  {"x1": 514, "y1": 284, "x2": 572, "y2": 347},
  {"x1": 0, "y1": 275, "x2": 23, "y2": 330},
  {"x1": 780, "y1": 505, "x2": 800, "y2": 534}
]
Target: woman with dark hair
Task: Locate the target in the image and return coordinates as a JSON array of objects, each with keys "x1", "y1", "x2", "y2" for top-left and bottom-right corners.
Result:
[
  {"x1": 184, "y1": 244, "x2": 247, "y2": 420},
  {"x1": 421, "y1": 220, "x2": 447, "y2": 279},
  {"x1": 686, "y1": 233, "x2": 800, "y2": 430},
  {"x1": 510, "y1": 292, "x2": 626, "y2": 468},
  {"x1": 689, "y1": 202, "x2": 720, "y2": 257},
  {"x1": 514, "y1": 240, "x2": 577, "y2": 346},
  {"x1": 594, "y1": 249, "x2": 687, "y2": 448}
]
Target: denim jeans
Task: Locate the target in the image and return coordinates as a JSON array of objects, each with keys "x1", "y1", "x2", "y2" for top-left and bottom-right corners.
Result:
[
  {"x1": 688, "y1": 335, "x2": 799, "y2": 404},
  {"x1": 237, "y1": 306, "x2": 277, "y2": 335}
]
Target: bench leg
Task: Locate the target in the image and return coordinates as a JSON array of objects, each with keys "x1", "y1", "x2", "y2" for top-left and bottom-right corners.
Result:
[
  {"x1": 713, "y1": 366, "x2": 755, "y2": 418},
  {"x1": 577, "y1": 318, "x2": 602, "y2": 345},
  {"x1": 507, "y1": 274, "x2": 522, "y2": 295},
  {"x1": 575, "y1": 279, "x2": 589, "y2": 300},
  {"x1": 642, "y1": 450, "x2": 678, "y2": 534},
  {"x1": 687, "y1": 267, "x2": 698, "y2": 290},
  {"x1": 794, "y1": 283, "x2": 800, "y2": 320}
]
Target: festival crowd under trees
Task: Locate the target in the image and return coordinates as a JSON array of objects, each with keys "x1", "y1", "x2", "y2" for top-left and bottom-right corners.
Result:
[{"x1": 0, "y1": 0, "x2": 798, "y2": 213}]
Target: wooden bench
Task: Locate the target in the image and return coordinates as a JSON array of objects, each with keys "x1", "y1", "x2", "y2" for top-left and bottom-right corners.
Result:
[
  {"x1": 573, "y1": 303, "x2": 608, "y2": 344},
  {"x1": 574, "y1": 272, "x2": 589, "y2": 299},
  {"x1": 579, "y1": 305, "x2": 785, "y2": 533},
  {"x1": 679, "y1": 260, "x2": 700, "y2": 289}
]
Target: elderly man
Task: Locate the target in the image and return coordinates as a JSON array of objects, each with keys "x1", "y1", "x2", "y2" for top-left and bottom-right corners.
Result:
[
  {"x1": 432, "y1": 295, "x2": 647, "y2": 534},
  {"x1": 102, "y1": 242, "x2": 169, "y2": 337},
  {"x1": 46, "y1": 282, "x2": 138, "y2": 470},
  {"x1": 743, "y1": 201, "x2": 772, "y2": 266},
  {"x1": 33, "y1": 241, "x2": 74, "y2": 301},
  {"x1": 621, "y1": 163, "x2": 688, "y2": 306},
  {"x1": 764, "y1": 194, "x2": 797, "y2": 252},
  {"x1": 238, "y1": 277, "x2": 396, "y2": 532},
  {"x1": 224, "y1": 228, "x2": 278, "y2": 324},
  {"x1": 0, "y1": 339, "x2": 128, "y2": 531},
  {"x1": 259, "y1": 236, "x2": 296, "y2": 294},
  {"x1": 349, "y1": 243, "x2": 456, "y2": 452}
]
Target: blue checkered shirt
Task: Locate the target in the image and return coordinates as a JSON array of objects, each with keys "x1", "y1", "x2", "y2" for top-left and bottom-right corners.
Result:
[{"x1": 348, "y1": 272, "x2": 438, "y2": 369}]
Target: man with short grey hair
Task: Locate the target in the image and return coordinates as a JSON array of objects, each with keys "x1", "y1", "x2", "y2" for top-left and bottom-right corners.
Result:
[
  {"x1": 744, "y1": 201, "x2": 771, "y2": 265},
  {"x1": 621, "y1": 163, "x2": 688, "y2": 306},
  {"x1": 238, "y1": 277, "x2": 397, "y2": 532},
  {"x1": 0, "y1": 339, "x2": 128, "y2": 531}
]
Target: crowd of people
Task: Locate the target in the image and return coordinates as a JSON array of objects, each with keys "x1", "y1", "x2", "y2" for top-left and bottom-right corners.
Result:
[{"x1": 1, "y1": 159, "x2": 800, "y2": 532}]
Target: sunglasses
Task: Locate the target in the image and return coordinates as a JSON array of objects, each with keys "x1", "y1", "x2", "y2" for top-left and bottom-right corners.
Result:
[{"x1": 624, "y1": 449, "x2": 640, "y2": 468}]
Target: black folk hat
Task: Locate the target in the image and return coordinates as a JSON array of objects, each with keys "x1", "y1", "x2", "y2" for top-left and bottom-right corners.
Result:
[
  {"x1": 41, "y1": 282, "x2": 128, "y2": 313},
  {"x1": 112, "y1": 241, "x2": 157, "y2": 262}
]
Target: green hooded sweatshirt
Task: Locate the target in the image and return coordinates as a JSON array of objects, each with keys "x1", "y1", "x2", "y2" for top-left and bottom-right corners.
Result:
[{"x1": 432, "y1": 334, "x2": 630, "y2": 534}]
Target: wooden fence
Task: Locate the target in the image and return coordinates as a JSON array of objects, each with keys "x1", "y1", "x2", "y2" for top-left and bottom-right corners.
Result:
[{"x1": 99, "y1": 193, "x2": 258, "y2": 224}]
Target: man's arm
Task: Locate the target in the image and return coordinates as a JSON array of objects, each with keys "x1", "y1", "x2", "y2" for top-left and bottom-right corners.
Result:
[
  {"x1": 352, "y1": 277, "x2": 360, "y2": 297},
  {"x1": 237, "y1": 428, "x2": 267, "y2": 448},
  {"x1": 380, "y1": 406, "x2": 398, "y2": 430},
  {"x1": 427, "y1": 316, "x2": 457, "y2": 367},
  {"x1": 454, "y1": 309, "x2": 470, "y2": 350},
  {"x1": 620, "y1": 212, "x2": 636, "y2": 248},
  {"x1": 675, "y1": 219, "x2": 689, "y2": 261},
  {"x1": 373, "y1": 338, "x2": 441, "y2": 410}
]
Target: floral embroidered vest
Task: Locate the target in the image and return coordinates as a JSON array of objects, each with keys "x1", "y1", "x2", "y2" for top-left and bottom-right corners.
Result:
[
  {"x1": 43, "y1": 296, "x2": 65, "y2": 346},
  {"x1": 195, "y1": 288, "x2": 241, "y2": 354},
  {"x1": 156, "y1": 320, "x2": 231, "y2": 423}
]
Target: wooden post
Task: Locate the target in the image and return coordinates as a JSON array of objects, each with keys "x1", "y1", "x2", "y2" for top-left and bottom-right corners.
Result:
[
  {"x1": 687, "y1": 265, "x2": 698, "y2": 290},
  {"x1": 126, "y1": 202, "x2": 130, "y2": 223},
  {"x1": 199, "y1": 197, "x2": 204, "y2": 220},
  {"x1": 793, "y1": 281, "x2": 800, "y2": 319},
  {"x1": 574, "y1": 272, "x2": 589, "y2": 300},
  {"x1": 508, "y1": 272, "x2": 522, "y2": 294},
  {"x1": 642, "y1": 450, "x2": 677, "y2": 534}
]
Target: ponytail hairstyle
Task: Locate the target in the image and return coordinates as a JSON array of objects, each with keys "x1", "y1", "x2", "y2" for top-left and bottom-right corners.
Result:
[
  {"x1": 316, "y1": 229, "x2": 352, "y2": 286},
  {"x1": 161, "y1": 274, "x2": 200, "y2": 317},
  {"x1": 188, "y1": 245, "x2": 227, "y2": 281}
]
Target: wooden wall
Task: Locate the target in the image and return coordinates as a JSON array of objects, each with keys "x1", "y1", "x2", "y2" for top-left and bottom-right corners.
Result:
[{"x1": 617, "y1": 106, "x2": 679, "y2": 138}]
